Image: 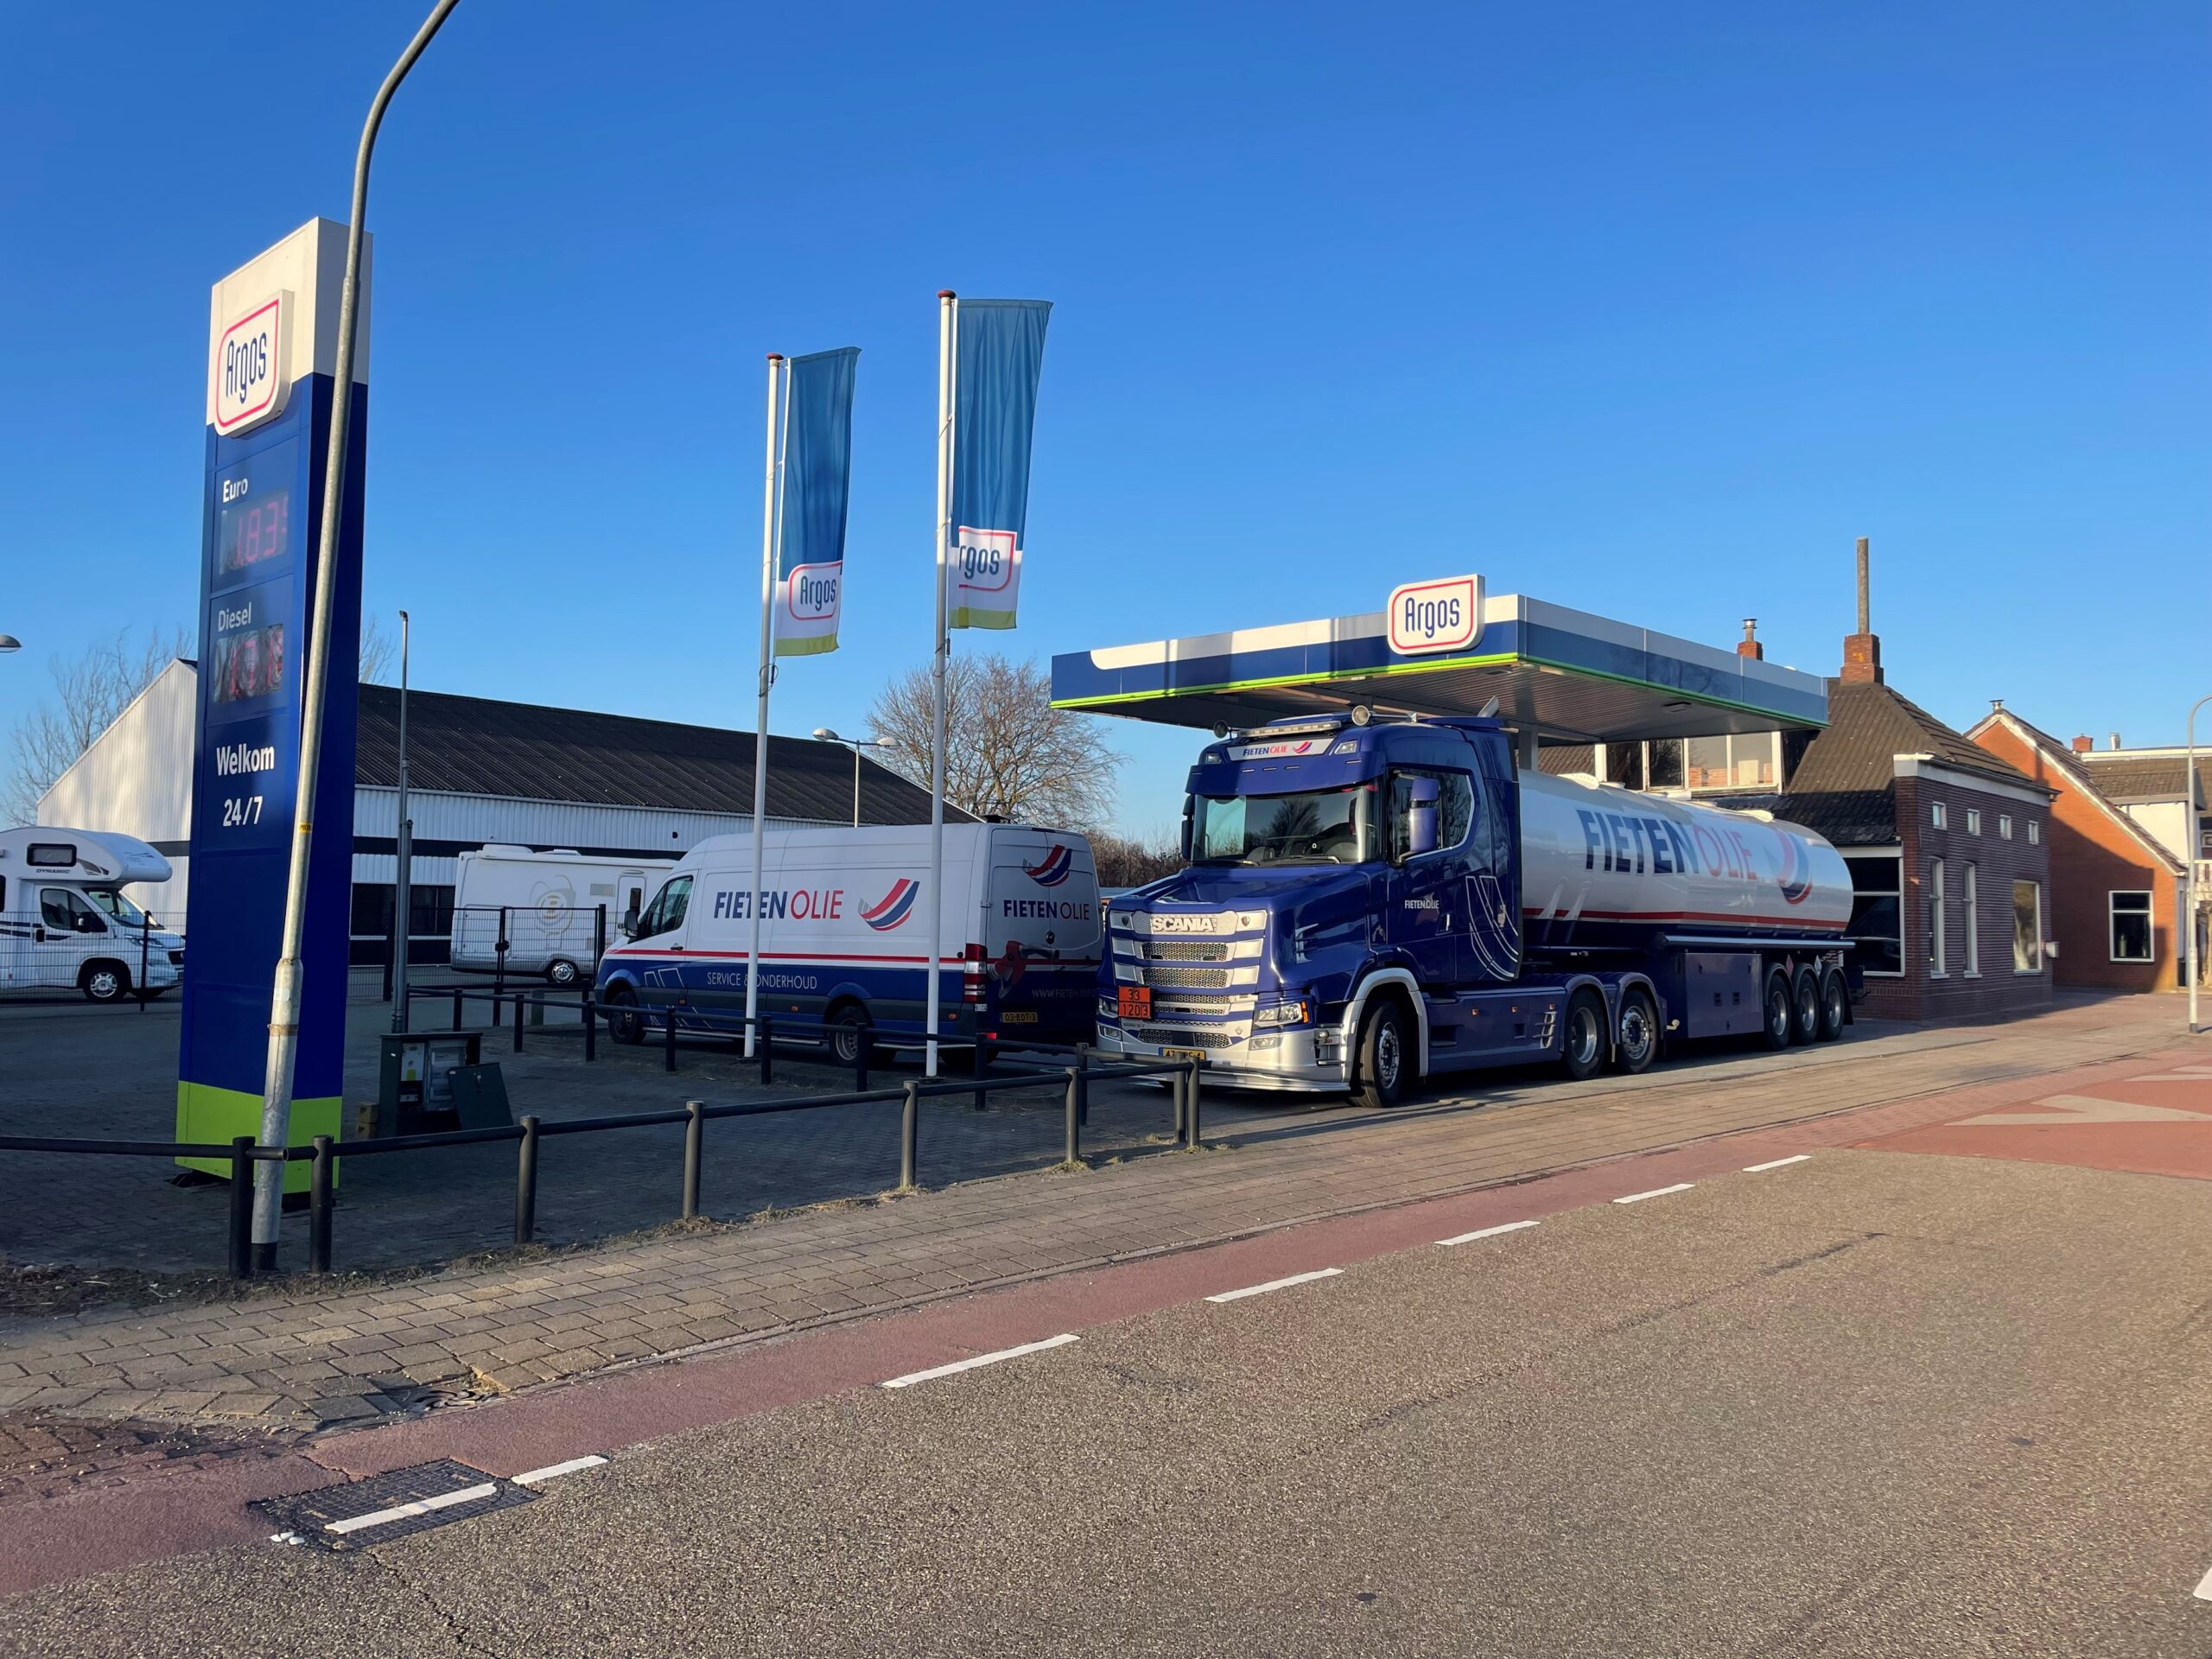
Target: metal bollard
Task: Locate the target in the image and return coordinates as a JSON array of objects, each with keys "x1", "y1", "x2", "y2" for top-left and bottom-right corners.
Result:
[
  {"x1": 453, "y1": 986, "x2": 464, "y2": 1031},
  {"x1": 1171, "y1": 1063, "x2": 1187, "y2": 1142},
  {"x1": 1064, "y1": 1067, "x2": 1082, "y2": 1165},
  {"x1": 899, "y1": 1080, "x2": 919, "y2": 1191},
  {"x1": 970, "y1": 1039, "x2": 988, "y2": 1114},
  {"x1": 227, "y1": 1136, "x2": 255, "y2": 1279},
  {"x1": 853, "y1": 1025, "x2": 869, "y2": 1091},
  {"x1": 682, "y1": 1100, "x2": 704, "y2": 1220},
  {"x1": 512, "y1": 989, "x2": 525, "y2": 1053},
  {"x1": 515, "y1": 1116, "x2": 539, "y2": 1244},
  {"x1": 759, "y1": 1015, "x2": 773, "y2": 1086},
  {"x1": 664, "y1": 1004, "x2": 677, "y2": 1072},
  {"x1": 1076, "y1": 1047, "x2": 1090, "y2": 1128},
  {"x1": 582, "y1": 992, "x2": 597, "y2": 1062},
  {"x1": 308, "y1": 1135, "x2": 335, "y2": 1273},
  {"x1": 1185, "y1": 1059, "x2": 1204, "y2": 1147}
]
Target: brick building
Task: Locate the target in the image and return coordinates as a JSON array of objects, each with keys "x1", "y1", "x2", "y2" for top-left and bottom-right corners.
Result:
[
  {"x1": 1548, "y1": 543, "x2": 2055, "y2": 1023},
  {"x1": 1964, "y1": 709, "x2": 2189, "y2": 992}
]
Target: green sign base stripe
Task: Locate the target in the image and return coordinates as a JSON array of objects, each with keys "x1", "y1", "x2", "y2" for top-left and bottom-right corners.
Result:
[
  {"x1": 949, "y1": 611, "x2": 1019, "y2": 631},
  {"x1": 1051, "y1": 650, "x2": 1825, "y2": 728},
  {"x1": 772, "y1": 636, "x2": 839, "y2": 658},
  {"x1": 175, "y1": 1083, "x2": 342, "y2": 1191}
]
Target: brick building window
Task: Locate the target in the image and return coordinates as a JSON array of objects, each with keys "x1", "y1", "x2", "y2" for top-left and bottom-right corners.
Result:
[
  {"x1": 1928, "y1": 859, "x2": 1947, "y2": 976},
  {"x1": 1964, "y1": 863, "x2": 1980, "y2": 976},
  {"x1": 1931, "y1": 801, "x2": 1948, "y2": 830},
  {"x1": 2110, "y1": 892, "x2": 2153, "y2": 963},
  {"x1": 1965, "y1": 809, "x2": 1981, "y2": 835},
  {"x1": 2013, "y1": 881, "x2": 2044, "y2": 972},
  {"x1": 1999, "y1": 815, "x2": 2013, "y2": 839},
  {"x1": 1844, "y1": 852, "x2": 1904, "y2": 976}
]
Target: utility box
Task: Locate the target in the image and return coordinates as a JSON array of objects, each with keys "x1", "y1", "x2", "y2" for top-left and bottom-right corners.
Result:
[{"x1": 377, "y1": 1031, "x2": 483, "y2": 1135}]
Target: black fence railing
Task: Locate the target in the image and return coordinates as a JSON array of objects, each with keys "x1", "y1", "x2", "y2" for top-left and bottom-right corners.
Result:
[
  {"x1": 0, "y1": 1052, "x2": 1205, "y2": 1281},
  {"x1": 0, "y1": 908, "x2": 186, "y2": 1009}
]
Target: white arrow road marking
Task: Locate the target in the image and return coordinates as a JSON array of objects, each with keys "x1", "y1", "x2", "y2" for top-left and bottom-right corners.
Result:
[{"x1": 1957, "y1": 1094, "x2": 2212, "y2": 1127}]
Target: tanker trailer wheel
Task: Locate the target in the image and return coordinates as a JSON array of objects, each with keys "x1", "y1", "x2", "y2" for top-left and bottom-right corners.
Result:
[
  {"x1": 1613, "y1": 988, "x2": 1658, "y2": 1075},
  {"x1": 1816, "y1": 970, "x2": 1848, "y2": 1042},
  {"x1": 1759, "y1": 969, "x2": 1794, "y2": 1051},
  {"x1": 1351, "y1": 997, "x2": 1411, "y2": 1110},
  {"x1": 1560, "y1": 988, "x2": 1608, "y2": 1082},
  {"x1": 1789, "y1": 968, "x2": 1821, "y2": 1046}
]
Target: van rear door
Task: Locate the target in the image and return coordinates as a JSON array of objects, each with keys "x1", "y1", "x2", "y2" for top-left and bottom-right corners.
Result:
[{"x1": 983, "y1": 834, "x2": 1102, "y2": 1044}]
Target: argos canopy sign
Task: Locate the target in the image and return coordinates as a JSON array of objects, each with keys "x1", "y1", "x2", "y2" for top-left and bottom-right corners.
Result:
[
  {"x1": 1386, "y1": 574, "x2": 1484, "y2": 656},
  {"x1": 212, "y1": 292, "x2": 293, "y2": 435}
]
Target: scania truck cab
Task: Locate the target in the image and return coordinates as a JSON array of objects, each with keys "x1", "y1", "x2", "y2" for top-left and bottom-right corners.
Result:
[{"x1": 1093, "y1": 714, "x2": 1855, "y2": 1107}]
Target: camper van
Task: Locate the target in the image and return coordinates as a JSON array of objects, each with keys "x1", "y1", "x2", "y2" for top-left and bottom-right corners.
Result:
[
  {"x1": 594, "y1": 823, "x2": 1102, "y2": 1060},
  {"x1": 0, "y1": 827, "x2": 186, "y2": 1001},
  {"x1": 450, "y1": 846, "x2": 677, "y2": 985}
]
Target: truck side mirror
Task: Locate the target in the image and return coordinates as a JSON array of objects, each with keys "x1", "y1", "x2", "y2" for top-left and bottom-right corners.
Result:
[
  {"x1": 1408, "y1": 777, "x2": 1440, "y2": 857},
  {"x1": 1179, "y1": 802, "x2": 1194, "y2": 863}
]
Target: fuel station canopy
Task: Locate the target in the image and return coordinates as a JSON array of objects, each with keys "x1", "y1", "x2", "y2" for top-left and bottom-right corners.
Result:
[{"x1": 1050, "y1": 585, "x2": 1827, "y2": 743}]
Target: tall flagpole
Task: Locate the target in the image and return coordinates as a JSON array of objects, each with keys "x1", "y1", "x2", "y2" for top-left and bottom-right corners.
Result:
[
  {"x1": 927, "y1": 292, "x2": 957, "y2": 1077},
  {"x1": 745, "y1": 353, "x2": 785, "y2": 1059}
]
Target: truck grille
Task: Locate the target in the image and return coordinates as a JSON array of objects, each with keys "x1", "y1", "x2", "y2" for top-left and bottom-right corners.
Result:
[
  {"x1": 1142, "y1": 942, "x2": 1230, "y2": 963},
  {"x1": 1141, "y1": 966, "x2": 1230, "y2": 989},
  {"x1": 1128, "y1": 1026, "x2": 1235, "y2": 1050}
]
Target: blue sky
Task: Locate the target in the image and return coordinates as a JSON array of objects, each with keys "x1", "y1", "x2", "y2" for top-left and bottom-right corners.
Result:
[{"x1": 3, "y1": 2, "x2": 2205, "y2": 836}]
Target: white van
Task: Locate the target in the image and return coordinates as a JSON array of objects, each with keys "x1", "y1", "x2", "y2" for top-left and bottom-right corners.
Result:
[
  {"x1": 595, "y1": 823, "x2": 1101, "y2": 1059},
  {"x1": 0, "y1": 827, "x2": 187, "y2": 1001},
  {"x1": 450, "y1": 845, "x2": 677, "y2": 985}
]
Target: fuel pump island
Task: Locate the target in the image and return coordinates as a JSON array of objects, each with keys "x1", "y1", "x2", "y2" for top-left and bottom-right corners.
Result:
[{"x1": 1051, "y1": 578, "x2": 1858, "y2": 1108}]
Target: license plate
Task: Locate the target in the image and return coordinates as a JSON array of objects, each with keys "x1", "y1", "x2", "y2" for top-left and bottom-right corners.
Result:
[
  {"x1": 1116, "y1": 986, "x2": 1153, "y2": 1020},
  {"x1": 1161, "y1": 1046, "x2": 1205, "y2": 1061},
  {"x1": 1002, "y1": 1010, "x2": 1038, "y2": 1024}
]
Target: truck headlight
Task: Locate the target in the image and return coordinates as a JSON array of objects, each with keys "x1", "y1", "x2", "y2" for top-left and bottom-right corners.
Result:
[
  {"x1": 1253, "y1": 999, "x2": 1310, "y2": 1027},
  {"x1": 1096, "y1": 996, "x2": 1118, "y2": 1021}
]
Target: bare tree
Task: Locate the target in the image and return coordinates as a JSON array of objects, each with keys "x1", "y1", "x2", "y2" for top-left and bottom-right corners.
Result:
[
  {"x1": 3, "y1": 627, "x2": 193, "y2": 823},
  {"x1": 868, "y1": 652, "x2": 1121, "y2": 828},
  {"x1": 359, "y1": 613, "x2": 397, "y2": 683},
  {"x1": 1090, "y1": 830, "x2": 1185, "y2": 889}
]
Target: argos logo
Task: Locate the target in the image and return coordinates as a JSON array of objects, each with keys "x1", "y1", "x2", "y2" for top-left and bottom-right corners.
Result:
[
  {"x1": 213, "y1": 294, "x2": 292, "y2": 435},
  {"x1": 1386, "y1": 574, "x2": 1484, "y2": 656},
  {"x1": 861, "y1": 879, "x2": 920, "y2": 931},
  {"x1": 1023, "y1": 843, "x2": 1074, "y2": 887}
]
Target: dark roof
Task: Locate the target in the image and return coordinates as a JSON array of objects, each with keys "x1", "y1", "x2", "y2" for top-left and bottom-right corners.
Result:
[
  {"x1": 1769, "y1": 679, "x2": 2041, "y2": 847},
  {"x1": 2077, "y1": 753, "x2": 2209, "y2": 804},
  {"x1": 1969, "y1": 710, "x2": 2185, "y2": 872},
  {"x1": 352, "y1": 683, "x2": 956, "y2": 825}
]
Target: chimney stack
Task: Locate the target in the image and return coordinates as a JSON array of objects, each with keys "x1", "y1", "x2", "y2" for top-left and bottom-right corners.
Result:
[
  {"x1": 1990, "y1": 698, "x2": 2005, "y2": 712},
  {"x1": 2109, "y1": 732, "x2": 2122, "y2": 750},
  {"x1": 2071, "y1": 734, "x2": 2094, "y2": 753},
  {"x1": 1737, "y1": 619, "x2": 1764, "y2": 660},
  {"x1": 1840, "y1": 536, "x2": 1884, "y2": 683}
]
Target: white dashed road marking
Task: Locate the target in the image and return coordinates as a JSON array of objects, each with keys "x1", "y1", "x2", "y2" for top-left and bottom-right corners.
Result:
[
  {"x1": 2194, "y1": 1563, "x2": 2212, "y2": 1602},
  {"x1": 1743, "y1": 1154, "x2": 1812, "y2": 1173},
  {"x1": 880, "y1": 1333, "x2": 1079, "y2": 1389},
  {"x1": 1206, "y1": 1268, "x2": 1344, "y2": 1303},
  {"x1": 1613, "y1": 1182, "x2": 1695, "y2": 1205},
  {"x1": 1438, "y1": 1219, "x2": 1540, "y2": 1247},
  {"x1": 514, "y1": 1455, "x2": 609, "y2": 1486},
  {"x1": 324, "y1": 1483, "x2": 500, "y2": 1537}
]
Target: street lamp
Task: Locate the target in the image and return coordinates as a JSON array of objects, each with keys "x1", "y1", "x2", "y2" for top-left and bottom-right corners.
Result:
[
  {"x1": 812, "y1": 728, "x2": 898, "y2": 827},
  {"x1": 0, "y1": 635, "x2": 21, "y2": 654},
  {"x1": 2186, "y1": 693, "x2": 2211, "y2": 1034}
]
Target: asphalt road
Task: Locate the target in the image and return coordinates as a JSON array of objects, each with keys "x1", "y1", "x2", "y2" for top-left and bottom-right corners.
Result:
[{"x1": 6, "y1": 1143, "x2": 2210, "y2": 1658}]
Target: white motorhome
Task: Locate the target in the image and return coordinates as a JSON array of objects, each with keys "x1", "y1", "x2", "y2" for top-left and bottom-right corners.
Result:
[
  {"x1": 0, "y1": 827, "x2": 187, "y2": 1001},
  {"x1": 595, "y1": 823, "x2": 1102, "y2": 1058},
  {"x1": 450, "y1": 845, "x2": 676, "y2": 985}
]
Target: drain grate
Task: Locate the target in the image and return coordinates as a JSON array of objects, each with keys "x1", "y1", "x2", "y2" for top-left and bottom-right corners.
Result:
[{"x1": 253, "y1": 1459, "x2": 535, "y2": 1551}]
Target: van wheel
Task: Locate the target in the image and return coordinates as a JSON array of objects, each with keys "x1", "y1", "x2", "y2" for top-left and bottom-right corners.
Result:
[
  {"x1": 1560, "y1": 988, "x2": 1607, "y2": 1080},
  {"x1": 1790, "y1": 969, "x2": 1821, "y2": 1046},
  {"x1": 1760, "y1": 970, "x2": 1794, "y2": 1050},
  {"x1": 1613, "y1": 988, "x2": 1658, "y2": 1074},
  {"x1": 603, "y1": 983, "x2": 645, "y2": 1046},
  {"x1": 1350, "y1": 998, "x2": 1411, "y2": 1109},
  {"x1": 545, "y1": 957, "x2": 581, "y2": 988},
  {"x1": 1817, "y1": 970, "x2": 1848, "y2": 1042},
  {"x1": 829, "y1": 1005, "x2": 878, "y2": 1066},
  {"x1": 81, "y1": 962, "x2": 130, "y2": 1004}
]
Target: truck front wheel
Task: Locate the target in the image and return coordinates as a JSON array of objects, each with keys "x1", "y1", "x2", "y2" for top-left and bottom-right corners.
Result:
[
  {"x1": 1560, "y1": 988, "x2": 1607, "y2": 1081},
  {"x1": 1350, "y1": 998, "x2": 1411, "y2": 1110}
]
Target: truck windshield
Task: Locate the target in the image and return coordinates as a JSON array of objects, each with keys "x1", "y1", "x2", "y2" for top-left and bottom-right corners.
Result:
[
  {"x1": 84, "y1": 889, "x2": 150, "y2": 927},
  {"x1": 1192, "y1": 785, "x2": 1374, "y2": 865}
]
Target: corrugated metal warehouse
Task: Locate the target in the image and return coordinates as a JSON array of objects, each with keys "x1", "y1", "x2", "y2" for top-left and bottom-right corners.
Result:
[{"x1": 37, "y1": 659, "x2": 950, "y2": 963}]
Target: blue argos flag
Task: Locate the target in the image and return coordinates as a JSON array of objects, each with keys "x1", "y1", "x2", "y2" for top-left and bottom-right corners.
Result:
[
  {"x1": 773, "y1": 346, "x2": 860, "y2": 658},
  {"x1": 948, "y1": 299, "x2": 1051, "y2": 630}
]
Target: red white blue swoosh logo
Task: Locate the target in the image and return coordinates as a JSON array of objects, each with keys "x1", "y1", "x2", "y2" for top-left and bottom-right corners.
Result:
[
  {"x1": 861, "y1": 879, "x2": 919, "y2": 931},
  {"x1": 1772, "y1": 828, "x2": 1813, "y2": 905},
  {"x1": 1024, "y1": 844, "x2": 1074, "y2": 887}
]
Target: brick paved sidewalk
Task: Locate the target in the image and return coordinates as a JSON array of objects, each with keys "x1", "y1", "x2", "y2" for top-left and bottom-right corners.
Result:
[{"x1": 0, "y1": 994, "x2": 2194, "y2": 1486}]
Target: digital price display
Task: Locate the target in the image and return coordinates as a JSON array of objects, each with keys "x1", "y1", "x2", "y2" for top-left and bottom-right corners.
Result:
[{"x1": 219, "y1": 485, "x2": 291, "y2": 575}]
